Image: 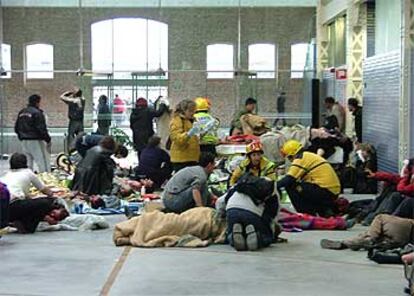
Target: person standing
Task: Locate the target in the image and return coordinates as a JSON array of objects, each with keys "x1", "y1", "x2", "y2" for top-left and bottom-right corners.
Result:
[
  {"x1": 15, "y1": 94, "x2": 51, "y2": 173},
  {"x1": 130, "y1": 97, "x2": 168, "y2": 159},
  {"x1": 112, "y1": 94, "x2": 126, "y2": 126},
  {"x1": 60, "y1": 88, "x2": 85, "y2": 148},
  {"x1": 193, "y1": 97, "x2": 220, "y2": 155},
  {"x1": 169, "y1": 99, "x2": 200, "y2": 172},
  {"x1": 348, "y1": 97, "x2": 362, "y2": 143},
  {"x1": 274, "y1": 91, "x2": 287, "y2": 127},
  {"x1": 96, "y1": 94, "x2": 111, "y2": 135}
]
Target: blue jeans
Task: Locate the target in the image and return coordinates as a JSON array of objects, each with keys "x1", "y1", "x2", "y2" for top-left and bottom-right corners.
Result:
[
  {"x1": 226, "y1": 208, "x2": 274, "y2": 248},
  {"x1": 163, "y1": 186, "x2": 211, "y2": 213}
]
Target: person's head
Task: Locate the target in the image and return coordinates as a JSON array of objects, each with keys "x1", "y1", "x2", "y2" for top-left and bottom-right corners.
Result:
[
  {"x1": 199, "y1": 152, "x2": 216, "y2": 174},
  {"x1": 175, "y1": 99, "x2": 196, "y2": 120},
  {"x1": 136, "y1": 97, "x2": 148, "y2": 108},
  {"x1": 324, "y1": 96, "x2": 335, "y2": 110},
  {"x1": 280, "y1": 140, "x2": 303, "y2": 161},
  {"x1": 114, "y1": 144, "x2": 128, "y2": 158},
  {"x1": 359, "y1": 143, "x2": 375, "y2": 159},
  {"x1": 49, "y1": 207, "x2": 70, "y2": 221},
  {"x1": 115, "y1": 94, "x2": 119, "y2": 98},
  {"x1": 99, "y1": 94, "x2": 108, "y2": 105},
  {"x1": 99, "y1": 136, "x2": 117, "y2": 153},
  {"x1": 10, "y1": 153, "x2": 28, "y2": 169},
  {"x1": 147, "y1": 135, "x2": 161, "y2": 148},
  {"x1": 246, "y1": 141, "x2": 264, "y2": 167},
  {"x1": 245, "y1": 97, "x2": 257, "y2": 112},
  {"x1": 73, "y1": 88, "x2": 82, "y2": 97},
  {"x1": 28, "y1": 94, "x2": 41, "y2": 108},
  {"x1": 348, "y1": 97, "x2": 359, "y2": 112},
  {"x1": 194, "y1": 97, "x2": 210, "y2": 112}
]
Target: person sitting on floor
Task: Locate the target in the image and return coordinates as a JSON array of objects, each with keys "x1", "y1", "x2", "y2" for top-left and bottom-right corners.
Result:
[
  {"x1": 230, "y1": 141, "x2": 276, "y2": 186},
  {"x1": 74, "y1": 133, "x2": 128, "y2": 159},
  {"x1": 0, "y1": 153, "x2": 68, "y2": 233},
  {"x1": 71, "y1": 136, "x2": 117, "y2": 195},
  {"x1": 353, "y1": 143, "x2": 378, "y2": 194},
  {"x1": 162, "y1": 152, "x2": 217, "y2": 213},
  {"x1": 222, "y1": 175, "x2": 280, "y2": 251},
  {"x1": 134, "y1": 135, "x2": 172, "y2": 188},
  {"x1": 277, "y1": 140, "x2": 341, "y2": 217}
]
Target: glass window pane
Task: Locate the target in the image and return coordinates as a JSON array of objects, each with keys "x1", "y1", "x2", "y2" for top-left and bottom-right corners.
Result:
[
  {"x1": 291, "y1": 43, "x2": 308, "y2": 79},
  {"x1": 148, "y1": 20, "x2": 168, "y2": 79},
  {"x1": 92, "y1": 20, "x2": 113, "y2": 75},
  {"x1": 1, "y1": 43, "x2": 11, "y2": 79},
  {"x1": 248, "y1": 43, "x2": 275, "y2": 79},
  {"x1": 207, "y1": 44, "x2": 234, "y2": 79},
  {"x1": 26, "y1": 43, "x2": 53, "y2": 79}
]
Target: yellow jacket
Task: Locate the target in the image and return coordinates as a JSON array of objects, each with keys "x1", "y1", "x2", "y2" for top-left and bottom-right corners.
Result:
[
  {"x1": 169, "y1": 114, "x2": 200, "y2": 163},
  {"x1": 230, "y1": 156, "x2": 276, "y2": 186}
]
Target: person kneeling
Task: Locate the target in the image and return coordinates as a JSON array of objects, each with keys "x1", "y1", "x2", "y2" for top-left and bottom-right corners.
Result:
[
  {"x1": 162, "y1": 152, "x2": 217, "y2": 213},
  {"x1": 225, "y1": 174, "x2": 280, "y2": 251},
  {"x1": 277, "y1": 140, "x2": 341, "y2": 217}
]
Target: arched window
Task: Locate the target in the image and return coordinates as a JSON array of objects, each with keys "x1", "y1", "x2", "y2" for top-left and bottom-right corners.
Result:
[
  {"x1": 291, "y1": 43, "x2": 308, "y2": 78},
  {"x1": 25, "y1": 43, "x2": 54, "y2": 79},
  {"x1": 206, "y1": 44, "x2": 234, "y2": 79},
  {"x1": 1, "y1": 43, "x2": 11, "y2": 79},
  {"x1": 248, "y1": 43, "x2": 275, "y2": 79},
  {"x1": 91, "y1": 18, "x2": 168, "y2": 79}
]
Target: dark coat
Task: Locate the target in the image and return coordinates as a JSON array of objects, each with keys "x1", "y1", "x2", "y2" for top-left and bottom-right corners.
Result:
[
  {"x1": 71, "y1": 146, "x2": 115, "y2": 195},
  {"x1": 15, "y1": 106, "x2": 51, "y2": 143},
  {"x1": 130, "y1": 104, "x2": 167, "y2": 151},
  {"x1": 97, "y1": 102, "x2": 111, "y2": 128}
]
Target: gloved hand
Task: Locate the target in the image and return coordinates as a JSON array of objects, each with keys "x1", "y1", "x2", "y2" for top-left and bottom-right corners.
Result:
[{"x1": 187, "y1": 124, "x2": 200, "y2": 137}]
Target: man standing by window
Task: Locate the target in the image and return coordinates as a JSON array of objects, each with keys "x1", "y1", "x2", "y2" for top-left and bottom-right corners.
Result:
[{"x1": 60, "y1": 88, "x2": 85, "y2": 149}]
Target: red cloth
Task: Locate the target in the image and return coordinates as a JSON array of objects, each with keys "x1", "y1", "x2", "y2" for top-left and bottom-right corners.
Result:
[
  {"x1": 113, "y1": 97, "x2": 126, "y2": 113},
  {"x1": 278, "y1": 208, "x2": 347, "y2": 231},
  {"x1": 373, "y1": 172, "x2": 401, "y2": 185}
]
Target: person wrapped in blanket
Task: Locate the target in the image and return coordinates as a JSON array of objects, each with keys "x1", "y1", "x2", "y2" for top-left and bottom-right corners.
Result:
[
  {"x1": 0, "y1": 153, "x2": 69, "y2": 233},
  {"x1": 277, "y1": 140, "x2": 341, "y2": 217},
  {"x1": 230, "y1": 141, "x2": 276, "y2": 186},
  {"x1": 217, "y1": 174, "x2": 280, "y2": 251}
]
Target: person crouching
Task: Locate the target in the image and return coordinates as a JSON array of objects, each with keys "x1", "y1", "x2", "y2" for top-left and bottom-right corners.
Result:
[{"x1": 225, "y1": 175, "x2": 280, "y2": 251}]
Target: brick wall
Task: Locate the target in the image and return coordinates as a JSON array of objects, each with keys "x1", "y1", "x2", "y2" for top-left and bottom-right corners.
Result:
[{"x1": 1, "y1": 7, "x2": 315, "y2": 128}]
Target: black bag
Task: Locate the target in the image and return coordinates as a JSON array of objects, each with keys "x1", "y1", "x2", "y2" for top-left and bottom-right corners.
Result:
[
  {"x1": 367, "y1": 243, "x2": 414, "y2": 264},
  {"x1": 230, "y1": 173, "x2": 274, "y2": 205}
]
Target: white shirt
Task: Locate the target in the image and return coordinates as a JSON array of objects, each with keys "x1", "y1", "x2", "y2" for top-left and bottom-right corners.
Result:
[{"x1": 0, "y1": 168, "x2": 45, "y2": 201}]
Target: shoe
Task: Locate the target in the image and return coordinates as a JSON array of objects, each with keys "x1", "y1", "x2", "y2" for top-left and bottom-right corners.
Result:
[
  {"x1": 346, "y1": 218, "x2": 356, "y2": 229},
  {"x1": 245, "y1": 224, "x2": 259, "y2": 251},
  {"x1": 320, "y1": 239, "x2": 347, "y2": 250},
  {"x1": 232, "y1": 223, "x2": 246, "y2": 251}
]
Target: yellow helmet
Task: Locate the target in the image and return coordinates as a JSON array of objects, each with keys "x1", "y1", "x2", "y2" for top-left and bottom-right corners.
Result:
[
  {"x1": 194, "y1": 97, "x2": 210, "y2": 112},
  {"x1": 246, "y1": 141, "x2": 263, "y2": 154},
  {"x1": 280, "y1": 140, "x2": 303, "y2": 157}
]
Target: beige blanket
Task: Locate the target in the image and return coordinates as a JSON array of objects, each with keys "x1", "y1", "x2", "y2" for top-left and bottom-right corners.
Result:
[{"x1": 113, "y1": 207, "x2": 226, "y2": 248}]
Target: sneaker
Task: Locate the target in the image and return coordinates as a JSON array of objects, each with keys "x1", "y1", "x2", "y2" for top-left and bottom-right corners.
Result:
[
  {"x1": 320, "y1": 239, "x2": 347, "y2": 250},
  {"x1": 232, "y1": 223, "x2": 246, "y2": 251},
  {"x1": 245, "y1": 224, "x2": 259, "y2": 251}
]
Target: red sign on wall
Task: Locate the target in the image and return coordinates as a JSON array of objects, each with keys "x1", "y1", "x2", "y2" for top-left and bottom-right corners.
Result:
[{"x1": 336, "y1": 69, "x2": 347, "y2": 80}]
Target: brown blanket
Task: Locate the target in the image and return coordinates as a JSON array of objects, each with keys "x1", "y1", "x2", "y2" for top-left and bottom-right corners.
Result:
[{"x1": 113, "y1": 207, "x2": 226, "y2": 247}]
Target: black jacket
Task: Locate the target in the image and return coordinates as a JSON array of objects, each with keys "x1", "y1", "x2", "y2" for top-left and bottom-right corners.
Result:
[
  {"x1": 130, "y1": 104, "x2": 167, "y2": 151},
  {"x1": 71, "y1": 146, "x2": 115, "y2": 195},
  {"x1": 97, "y1": 102, "x2": 111, "y2": 128},
  {"x1": 14, "y1": 106, "x2": 51, "y2": 143},
  {"x1": 353, "y1": 107, "x2": 362, "y2": 142}
]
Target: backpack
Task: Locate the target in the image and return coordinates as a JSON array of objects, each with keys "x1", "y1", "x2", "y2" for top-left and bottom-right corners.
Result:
[{"x1": 227, "y1": 173, "x2": 274, "y2": 205}]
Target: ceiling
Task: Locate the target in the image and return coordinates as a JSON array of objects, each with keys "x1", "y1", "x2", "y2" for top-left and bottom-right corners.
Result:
[{"x1": 1, "y1": 0, "x2": 317, "y2": 8}]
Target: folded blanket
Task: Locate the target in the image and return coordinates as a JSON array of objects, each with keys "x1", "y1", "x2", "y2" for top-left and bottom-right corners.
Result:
[{"x1": 113, "y1": 207, "x2": 226, "y2": 247}]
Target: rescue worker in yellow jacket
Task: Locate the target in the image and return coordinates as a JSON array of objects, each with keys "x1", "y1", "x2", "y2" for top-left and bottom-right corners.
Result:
[
  {"x1": 230, "y1": 141, "x2": 276, "y2": 186},
  {"x1": 193, "y1": 97, "x2": 220, "y2": 155},
  {"x1": 277, "y1": 140, "x2": 341, "y2": 217}
]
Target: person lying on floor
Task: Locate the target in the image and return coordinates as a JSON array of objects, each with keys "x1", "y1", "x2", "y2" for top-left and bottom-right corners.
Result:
[
  {"x1": 220, "y1": 174, "x2": 280, "y2": 251},
  {"x1": 74, "y1": 132, "x2": 128, "y2": 159},
  {"x1": 321, "y1": 213, "x2": 414, "y2": 251},
  {"x1": 229, "y1": 141, "x2": 276, "y2": 186},
  {"x1": 162, "y1": 152, "x2": 218, "y2": 213},
  {"x1": 277, "y1": 140, "x2": 341, "y2": 217},
  {"x1": 0, "y1": 153, "x2": 68, "y2": 233}
]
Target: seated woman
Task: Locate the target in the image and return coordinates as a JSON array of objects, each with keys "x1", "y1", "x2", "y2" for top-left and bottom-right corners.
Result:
[
  {"x1": 224, "y1": 176, "x2": 280, "y2": 251},
  {"x1": 229, "y1": 141, "x2": 276, "y2": 186},
  {"x1": 0, "y1": 153, "x2": 68, "y2": 233},
  {"x1": 134, "y1": 135, "x2": 172, "y2": 188},
  {"x1": 71, "y1": 136, "x2": 117, "y2": 195},
  {"x1": 353, "y1": 143, "x2": 377, "y2": 194}
]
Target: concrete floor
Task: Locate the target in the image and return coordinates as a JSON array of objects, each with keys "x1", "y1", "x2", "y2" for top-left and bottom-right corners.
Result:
[{"x1": 0, "y1": 215, "x2": 406, "y2": 296}]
